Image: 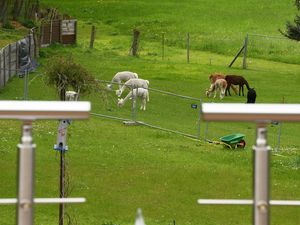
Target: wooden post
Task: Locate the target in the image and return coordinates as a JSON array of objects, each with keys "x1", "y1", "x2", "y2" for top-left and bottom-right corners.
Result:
[
  {"x1": 59, "y1": 20, "x2": 63, "y2": 44},
  {"x1": 162, "y1": 32, "x2": 165, "y2": 60},
  {"x1": 74, "y1": 20, "x2": 78, "y2": 44},
  {"x1": 187, "y1": 32, "x2": 190, "y2": 63},
  {"x1": 243, "y1": 34, "x2": 248, "y2": 69},
  {"x1": 228, "y1": 45, "x2": 245, "y2": 67},
  {"x1": 130, "y1": 29, "x2": 140, "y2": 56},
  {"x1": 50, "y1": 20, "x2": 53, "y2": 44},
  {"x1": 90, "y1": 25, "x2": 96, "y2": 49},
  {"x1": 32, "y1": 28, "x2": 39, "y2": 58}
]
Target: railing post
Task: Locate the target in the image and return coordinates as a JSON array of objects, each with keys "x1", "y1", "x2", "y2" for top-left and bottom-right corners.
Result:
[
  {"x1": 253, "y1": 124, "x2": 270, "y2": 225},
  {"x1": 17, "y1": 121, "x2": 36, "y2": 225}
]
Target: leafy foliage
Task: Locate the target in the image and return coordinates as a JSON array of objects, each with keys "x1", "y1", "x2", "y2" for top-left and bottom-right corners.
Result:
[
  {"x1": 280, "y1": 1, "x2": 300, "y2": 41},
  {"x1": 44, "y1": 55, "x2": 100, "y2": 100}
]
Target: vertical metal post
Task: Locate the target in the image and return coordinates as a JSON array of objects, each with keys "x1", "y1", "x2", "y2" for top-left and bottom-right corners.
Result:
[
  {"x1": 204, "y1": 121, "x2": 209, "y2": 142},
  {"x1": 16, "y1": 41, "x2": 19, "y2": 71},
  {"x1": 131, "y1": 86, "x2": 136, "y2": 122},
  {"x1": 187, "y1": 32, "x2": 190, "y2": 64},
  {"x1": 23, "y1": 69, "x2": 28, "y2": 100},
  {"x1": 243, "y1": 34, "x2": 248, "y2": 69},
  {"x1": 197, "y1": 98, "x2": 202, "y2": 140},
  {"x1": 162, "y1": 32, "x2": 165, "y2": 60},
  {"x1": 17, "y1": 121, "x2": 35, "y2": 225},
  {"x1": 276, "y1": 97, "x2": 284, "y2": 152},
  {"x1": 253, "y1": 124, "x2": 270, "y2": 225}
]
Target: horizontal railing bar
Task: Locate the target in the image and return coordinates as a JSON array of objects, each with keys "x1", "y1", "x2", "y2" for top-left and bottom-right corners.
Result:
[
  {"x1": 198, "y1": 199, "x2": 300, "y2": 206},
  {"x1": 202, "y1": 103, "x2": 300, "y2": 122},
  {"x1": 0, "y1": 101, "x2": 90, "y2": 120},
  {"x1": 0, "y1": 198, "x2": 86, "y2": 205}
]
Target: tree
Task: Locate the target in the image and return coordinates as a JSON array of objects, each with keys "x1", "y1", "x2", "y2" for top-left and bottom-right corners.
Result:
[
  {"x1": 280, "y1": 1, "x2": 300, "y2": 40},
  {"x1": 0, "y1": 0, "x2": 11, "y2": 26},
  {"x1": 12, "y1": 0, "x2": 24, "y2": 20},
  {"x1": 44, "y1": 56, "x2": 101, "y2": 101}
]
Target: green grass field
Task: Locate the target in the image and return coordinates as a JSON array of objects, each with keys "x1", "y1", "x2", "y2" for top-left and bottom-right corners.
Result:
[{"x1": 1, "y1": 1, "x2": 300, "y2": 225}]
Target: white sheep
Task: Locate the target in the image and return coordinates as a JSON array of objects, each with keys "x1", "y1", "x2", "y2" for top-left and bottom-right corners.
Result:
[
  {"x1": 65, "y1": 91, "x2": 78, "y2": 101},
  {"x1": 116, "y1": 78, "x2": 149, "y2": 97},
  {"x1": 107, "y1": 71, "x2": 138, "y2": 91},
  {"x1": 117, "y1": 88, "x2": 149, "y2": 111}
]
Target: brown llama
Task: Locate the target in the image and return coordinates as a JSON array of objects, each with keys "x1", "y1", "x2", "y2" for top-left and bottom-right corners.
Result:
[
  {"x1": 209, "y1": 73, "x2": 238, "y2": 95},
  {"x1": 225, "y1": 75, "x2": 250, "y2": 96}
]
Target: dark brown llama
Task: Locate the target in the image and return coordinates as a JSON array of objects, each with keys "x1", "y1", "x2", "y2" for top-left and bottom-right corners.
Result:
[{"x1": 225, "y1": 75, "x2": 250, "y2": 96}]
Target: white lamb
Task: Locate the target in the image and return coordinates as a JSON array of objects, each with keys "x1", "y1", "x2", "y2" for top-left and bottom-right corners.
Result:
[
  {"x1": 117, "y1": 88, "x2": 150, "y2": 111},
  {"x1": 107, "y1": 71, "x2": 138, "y2": 91},
  {"x1": 65, "y1": 91, "x2": 78, "y2": 101},
  {"x1": 206, "y1": 78, "x2": 227, "y2": 100},
  {"x1": 116, "y1": 78, "x2": 149, "y2": 97}
]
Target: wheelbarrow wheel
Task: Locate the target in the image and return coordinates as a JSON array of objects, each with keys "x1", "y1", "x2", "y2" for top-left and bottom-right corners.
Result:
[{"x1": 238, "y1": 139, "x2": 246, "y2": 148}]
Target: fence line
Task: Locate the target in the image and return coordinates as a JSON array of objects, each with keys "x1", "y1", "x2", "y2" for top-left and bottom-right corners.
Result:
[
  {"x1": 94, "y1": 80, "x2": 286, "y2": 148},
  {"x1": 95, "y1": 79, "x2": 202, "y2": 139},
  {"x1": 248, "y1": 33, "x2": 287, "y2": 40},
  {"x1": 0, "y1": 29, "x2": 36, "y2": 89},
  {"x1": 137, "y1": 121, "x2": 198, "y2": 139}
]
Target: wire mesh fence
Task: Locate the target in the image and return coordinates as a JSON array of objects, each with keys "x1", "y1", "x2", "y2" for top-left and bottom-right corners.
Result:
[
  {"x1": 247, "y1": 33, "x2": 300, "y2": 64},
  {"x1": 90, "y1": 80, "x2": 300, "y2": 152}
]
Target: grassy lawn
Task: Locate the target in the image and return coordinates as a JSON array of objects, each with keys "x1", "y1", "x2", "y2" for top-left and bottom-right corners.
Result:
[{"x1": 1, "y1": 1, "x2": 300, "y2": 225}]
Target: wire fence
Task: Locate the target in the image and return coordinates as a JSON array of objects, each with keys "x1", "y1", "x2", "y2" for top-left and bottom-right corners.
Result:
[{"x1": 90, "y1": 80, "x2": 299, "y2": 152}]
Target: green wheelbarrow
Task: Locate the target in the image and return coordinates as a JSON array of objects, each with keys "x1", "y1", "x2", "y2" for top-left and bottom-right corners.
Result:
[{"x1": 219, "y1": 133, "x2": 246, "y2": 149}]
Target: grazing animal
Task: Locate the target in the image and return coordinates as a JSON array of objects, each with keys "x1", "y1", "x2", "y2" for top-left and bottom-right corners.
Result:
[
  {"x1": 65, "y1": 91, "x2": 78, "y2": 101},
  {"x1": 206, "y1": 78, "x2": 227, "y2": 99},
  {"x1": 118, "y1": 88, "x2": 149, "y2": 110},
  {"x1": 225, "y1": 75, "x2": 250, "y2": 96},
  {"x1": 116, "y1": 78, "x2": 149, "y2": 97},
  {"x1": 107, "y1": 71, "x2": 138, "y2": 91},
  {"x1": 247, "y1": 88, "x2": 256, "y2": 103},
  {"x1": 209, "y1": 73, "x2": 238, "y2": 95}
]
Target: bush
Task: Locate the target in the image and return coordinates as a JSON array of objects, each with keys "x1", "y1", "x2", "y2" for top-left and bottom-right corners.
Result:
[
  {"x1": 2, "y1": 21, "x2": 14, "y2": 30},
  {"x1": 20, "y1": 19, "x2": 36, "y2": 28},
  {"x1": 44, "y1": 56, "x2": 101, "y2": 100}
]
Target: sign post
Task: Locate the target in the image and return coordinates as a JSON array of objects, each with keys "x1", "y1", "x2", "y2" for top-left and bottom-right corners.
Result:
[{"x1": 0, "y1": 101, "x2": 90, "y2": 225}]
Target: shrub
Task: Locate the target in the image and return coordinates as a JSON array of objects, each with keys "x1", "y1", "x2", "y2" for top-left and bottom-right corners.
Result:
[{"x1": 44, "y1": 55, "x2": 101, "y2": 100}]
